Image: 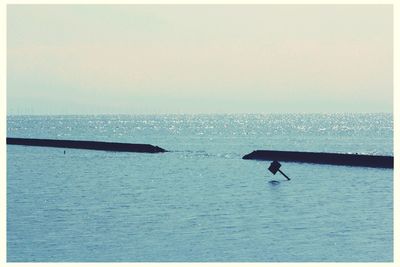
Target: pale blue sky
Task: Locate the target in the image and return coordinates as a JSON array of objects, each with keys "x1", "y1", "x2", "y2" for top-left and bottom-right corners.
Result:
[{"x1": 7, "y1": 5, "x2": 393, "y2": 114}]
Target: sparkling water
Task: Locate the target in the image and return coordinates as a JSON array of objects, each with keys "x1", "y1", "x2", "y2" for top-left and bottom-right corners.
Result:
[{"x1": 7, "y1": 114, "x2": 393, "y2": 262}]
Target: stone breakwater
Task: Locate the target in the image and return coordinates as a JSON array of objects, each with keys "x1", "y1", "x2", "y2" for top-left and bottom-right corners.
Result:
[
  {"x1": 7, "y1": 137, "x2": 167, "y2": 153},
  {"x1": 243, "y1": 150, "x2": 393, "y2": 168}
]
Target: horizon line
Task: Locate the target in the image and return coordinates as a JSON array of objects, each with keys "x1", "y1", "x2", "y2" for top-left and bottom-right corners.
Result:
[{"x1": 6, "y1": 111, "x2": 394, "y2": 116}]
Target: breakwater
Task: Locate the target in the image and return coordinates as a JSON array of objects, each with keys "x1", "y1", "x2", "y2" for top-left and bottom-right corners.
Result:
[
  {"x1": 7, "y1": 137, "x2": 167, "y2": 153},
  {"x1": 243, "y1": 150, "x2": 393, "y2": 168}
]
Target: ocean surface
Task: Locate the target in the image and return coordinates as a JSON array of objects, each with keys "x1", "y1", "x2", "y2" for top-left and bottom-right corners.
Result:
[{"x1": 7, "y1": 113, "x2": 393, "y2": 262}]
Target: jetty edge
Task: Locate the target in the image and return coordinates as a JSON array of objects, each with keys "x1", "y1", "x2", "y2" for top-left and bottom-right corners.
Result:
[
  {"x1": 242, "y1": 150, "x2": 393, "y2": 168},
  {"x1": 7, "y1": 137, "x2": 167, "y2": 153}
]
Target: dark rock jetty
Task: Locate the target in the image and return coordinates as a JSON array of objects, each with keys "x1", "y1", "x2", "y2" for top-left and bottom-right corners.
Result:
[
  {"x1": 7, "y1": 137, "x2": 167, "y2": 153},
  {"x1": 243, "y1": 150, "x2": 393, "y2": 168}
]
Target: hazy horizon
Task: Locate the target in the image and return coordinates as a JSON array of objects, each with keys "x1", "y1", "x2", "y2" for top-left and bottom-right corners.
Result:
[
  {"x1": 6, "y1": 112, "x2": 393, "y2": 117},
  {"x1": 7, "y1": 5, "x2": 393, "y2": 115}
]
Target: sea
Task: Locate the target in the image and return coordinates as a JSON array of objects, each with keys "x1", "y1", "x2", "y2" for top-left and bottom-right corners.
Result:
[{"x1": 6, "y1": 113, "x2": 393, "y2": 262}]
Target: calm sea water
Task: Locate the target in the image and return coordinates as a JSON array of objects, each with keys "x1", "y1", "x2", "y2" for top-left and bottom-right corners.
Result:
[{"x1": 7, "y1": 114, "x2": 393, "y2": 262}]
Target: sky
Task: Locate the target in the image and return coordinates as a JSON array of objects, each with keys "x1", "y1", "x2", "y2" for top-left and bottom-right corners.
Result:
[{"x1": 7, "y1": 5, "x2": 393, "y2": 114}]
